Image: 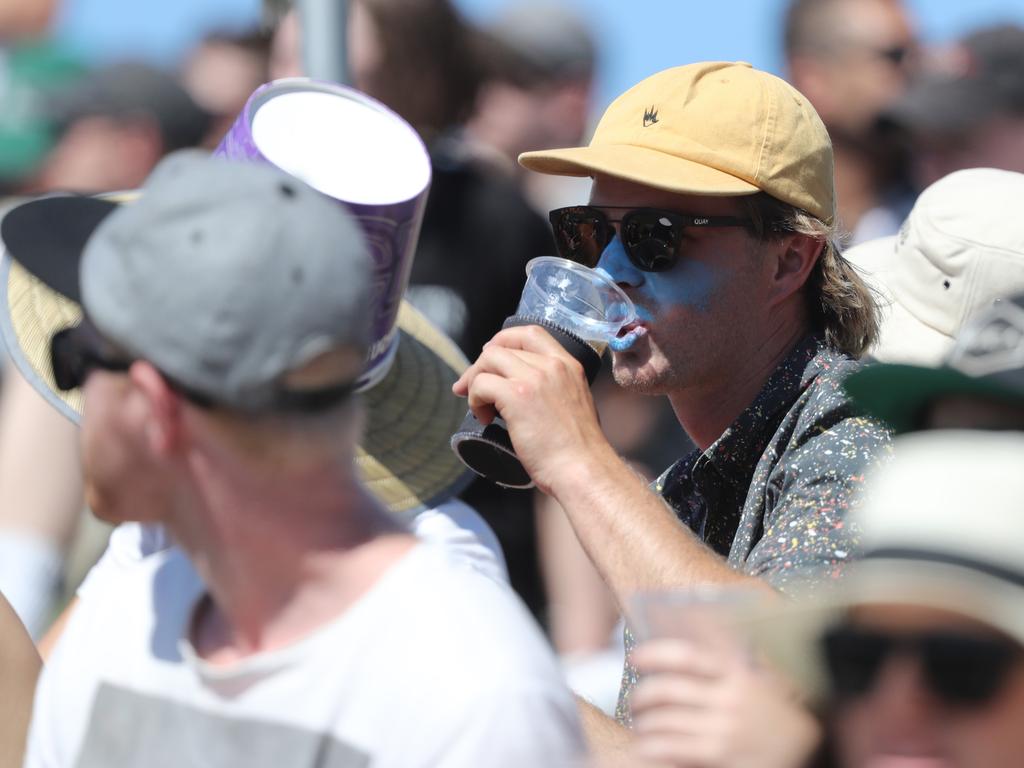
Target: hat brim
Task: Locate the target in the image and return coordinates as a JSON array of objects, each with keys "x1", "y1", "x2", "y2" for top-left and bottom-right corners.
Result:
[
  {"x1": 748, "y1": 560, "x2": 1024, "y2": 704},
  {"x1": 843, "y1": 362, "x2": 1024, "y2": 434},
  {"x1": 846, "y1": 235, "x2": 956, "y2": 366},
  {"x1": 1, "y1": 194, "x2": 119, "y2": 302},
  {"x1": 519, "y1": 143, "x2": 761, "y2": 198},
  {"x1": 0, "y1": 194, "x2": 472, "y2": 516}
]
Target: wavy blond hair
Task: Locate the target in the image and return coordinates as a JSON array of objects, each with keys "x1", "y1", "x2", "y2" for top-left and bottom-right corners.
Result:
[{"x1": 742, "y1": 193, "x2": 879, "y2": 359}]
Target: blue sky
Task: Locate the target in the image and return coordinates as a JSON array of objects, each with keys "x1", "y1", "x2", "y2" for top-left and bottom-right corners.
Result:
[
  {"x1": 453, "y1": 0, "x2": 1024, "y2": 114},
  {"x1": 49, "y1": 0, "x2": 1024, "y2": 110},
  {"x1": 51, "y1": 0, "x2": 261, "y2": 65}
]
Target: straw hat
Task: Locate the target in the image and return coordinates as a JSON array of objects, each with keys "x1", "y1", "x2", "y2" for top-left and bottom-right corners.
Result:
[{"x1": 0, "y1": 186, "x2": 472, "y2": 517}]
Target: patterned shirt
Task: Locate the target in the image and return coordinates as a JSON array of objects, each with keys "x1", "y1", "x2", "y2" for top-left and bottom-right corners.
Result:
[{"x1": 615, "y1": 336, "x2": 891, "y2": 724}]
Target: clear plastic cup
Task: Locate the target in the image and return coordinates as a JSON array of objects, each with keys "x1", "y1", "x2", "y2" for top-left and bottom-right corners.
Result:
[
  {"x1": 517, "y1": 257, "x2": 635, "y2": 354},
  {"x1": 626, "y1": 587, "x2": 762, "y2": 650}
]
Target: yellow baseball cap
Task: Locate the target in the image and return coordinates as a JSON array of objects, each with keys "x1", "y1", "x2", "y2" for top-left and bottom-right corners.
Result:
[{"x1": 519, "y1": 61, "x2": 835, "y2": 223}]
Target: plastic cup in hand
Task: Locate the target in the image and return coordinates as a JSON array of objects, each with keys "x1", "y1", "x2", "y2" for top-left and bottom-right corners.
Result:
[
  {"x1": 516, "y1": 256, "x2": 635, "y2": 355},
  {"x1": 626, "y1": 587, "x2": 761, "y2": 650},
  {"x1": 450, "y1": 256, "x2": 635, "y2": 489}
]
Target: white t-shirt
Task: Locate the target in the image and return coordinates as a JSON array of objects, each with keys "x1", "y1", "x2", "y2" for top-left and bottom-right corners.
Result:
[
  {"x1": 27, "y1": 543, "x2": 583, "y2": 767},
  {"x1": 78, "y1": 499, "x2": 509, "y2": 601}
]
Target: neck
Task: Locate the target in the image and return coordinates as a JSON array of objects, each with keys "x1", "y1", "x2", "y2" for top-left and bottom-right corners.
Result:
[
  {"x1": 165, "y1": 455, "x2": 414, "y2": 664},
  {"x1": 668, "y1": 317, "x2": 808, "y2": 451}
]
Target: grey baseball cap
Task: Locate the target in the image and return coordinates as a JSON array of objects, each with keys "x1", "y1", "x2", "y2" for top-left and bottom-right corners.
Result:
[{"x1": 1, "y1": 150, "x2": 373, "y2": 412}]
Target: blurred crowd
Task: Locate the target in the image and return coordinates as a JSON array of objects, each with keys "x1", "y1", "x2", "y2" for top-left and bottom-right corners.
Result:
[
  {"x1": 0, "y1": 0, "x2": 1021, "y2": 766},
  {"x1": 0, "y1": 0, "x2": 679, "y2": 711}
]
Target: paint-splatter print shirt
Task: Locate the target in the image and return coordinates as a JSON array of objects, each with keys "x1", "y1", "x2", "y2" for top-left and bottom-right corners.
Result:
[{"x1": 615, "y1": 336, "x2": 891, "y2": 725}]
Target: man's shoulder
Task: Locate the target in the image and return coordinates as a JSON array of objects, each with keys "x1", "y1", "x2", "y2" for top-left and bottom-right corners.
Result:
[
  {"x1": 343, "y1": 544, "x2": 582, "y2": 763},
  {"x1": 387, "y1": 544, "x2": 562, "y2": 669},
  {"x1": 59, "y1": 547, "x2": 198, "y2": 657},
  {"x1": 393, "y1": 544, "x2": 543, "y2": 641},
  {"x1": 411, "y1": 500, "x2": 509, "y2": 584},
  {"x1": 35, "y1": 548, "x2": 200, "y2": 752},
  {"x1": 754, "y1": 346, "x2": 891, "y2": 495},
  {"x1": 786, "y1": 346, "x2": 890, "y2": 446},
  {"x1": 731, "y1": 349, "x2": 890, "y2": 587}
]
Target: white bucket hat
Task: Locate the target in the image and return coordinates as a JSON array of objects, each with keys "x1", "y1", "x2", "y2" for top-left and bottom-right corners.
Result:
[{"x1": 847, "y1": 168, "x2": 1024, "y2": 365}]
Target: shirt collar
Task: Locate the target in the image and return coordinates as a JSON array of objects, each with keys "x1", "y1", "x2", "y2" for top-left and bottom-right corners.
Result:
[{"x1": 696, "y1": 335, "x2": 823, "y2": 486}]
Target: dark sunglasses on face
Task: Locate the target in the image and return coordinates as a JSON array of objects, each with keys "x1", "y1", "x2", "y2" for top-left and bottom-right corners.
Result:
[
  {"x1": 548, "y1": 205, "x2": 754, "y2": 273},
  {"x1": 50, "y1": 319, "x2": 353, "y2": 412},
  {"x1": 50, "y1": 319, "x2": 132, "y2": 392},
  {"x1": 822, "y1": 624, "x2": 1022, "y2": 707},
  {"x1": 49, "y1": 320, "x2": 215, "y2": 407}
]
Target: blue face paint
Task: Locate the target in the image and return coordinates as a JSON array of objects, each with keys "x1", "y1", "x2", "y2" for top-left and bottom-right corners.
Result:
[
  {"x1": 632, "y1": 305, "x2": 655, "y2": 323},
  {"x1": 646, "y1": 260, "x2": 720, "y2": 313},
  {"x1": 596, "y1": 234, "x2": 721, "y2": 313},
  {"x1": 598, "y1": 234, "x2": 723, "y2": 310},
  {"x1": 609, "y1": 327, "x2": 645, "y2": 352},
  {"x1": 597, "y1": 234, "x2": 725, "y2": 353},
  {"x1": 595, "y1": 235, "x2": 643, "y2": 286}
]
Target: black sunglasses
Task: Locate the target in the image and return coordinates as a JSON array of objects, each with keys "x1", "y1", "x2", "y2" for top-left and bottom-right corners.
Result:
[
  {"x1": 50, "y1": 319, "x2": 218, "y2": 407},
  {"x1": 50, "y1": 319, "x2": 132, "y2": 393},
  {"x1": 548, "y1": 205, "x2": 753, "y2": 273},
  {"x1": 50, "y1": 319, "x2": 355, "y2": 412},
  {"x1": 822, "y1": 625, "x2": 1021, "y2": 707}
]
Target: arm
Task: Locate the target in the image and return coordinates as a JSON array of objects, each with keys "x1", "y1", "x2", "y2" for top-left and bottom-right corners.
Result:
[
  {"x1": 453, "y1": 325, "x2": 772, "y2": 610},
  {"x1": 536, "y1": 493, "x2": 618, "y2": 655},
  {"x1": 0, "y1": 590, "x2": 42, "y2": 768},
  {"x1": 0, "y1": 367, "x2": 84, "y2": 637},
  {"x1": 545, "y1": 447, "x2": 772, "y2": 606},
  {"x1": 0, "y1": 368, "x2": 82, "y2": 545},
  {"x1": 37, "y1": 597, "x2": 76, "y2": 662},
  {"x1": 579, "y1": 696, "x2": 636, "y2": 766}
]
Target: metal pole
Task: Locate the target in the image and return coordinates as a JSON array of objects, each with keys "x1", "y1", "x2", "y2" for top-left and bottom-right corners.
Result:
[{"x1": 297, "y1": 0, "x2": 349, "y2": 85}]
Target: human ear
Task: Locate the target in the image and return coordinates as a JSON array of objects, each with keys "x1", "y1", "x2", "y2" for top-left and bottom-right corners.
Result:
[
  {"x1": 128, "y1": 361, "x2": 182, "y2": 456},
  {"x1": 769, "y1": 233, "x2": 823, "y2": 307}
]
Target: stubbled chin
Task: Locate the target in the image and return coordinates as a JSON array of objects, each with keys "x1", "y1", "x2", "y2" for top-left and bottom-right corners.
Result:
[{"x1": 610, "y1": 353, "x2": 671, "y2": 396}]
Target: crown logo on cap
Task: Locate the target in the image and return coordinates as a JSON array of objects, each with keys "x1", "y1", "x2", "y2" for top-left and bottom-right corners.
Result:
[{"x1": 642, "y1": 106, "x2": 659, "y2": 127}]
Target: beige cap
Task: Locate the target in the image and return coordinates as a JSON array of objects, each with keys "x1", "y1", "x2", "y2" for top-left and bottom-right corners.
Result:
[
  {"x1": 846, "y1": 167, "x2": 1024, "y2": 365},
  {"x1": 519, "y1": 61, "x2": 835, "y2": 223}
]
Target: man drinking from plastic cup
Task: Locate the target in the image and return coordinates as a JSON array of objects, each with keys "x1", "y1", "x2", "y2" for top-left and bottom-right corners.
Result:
[{"x1": 454, "y1": 61, "x2": 891, "y2": 753}]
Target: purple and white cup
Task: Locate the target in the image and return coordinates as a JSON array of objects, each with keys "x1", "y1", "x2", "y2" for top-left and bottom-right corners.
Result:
[{"x1": 215, "y1": 78, "x2": 431, "y2": 391}]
